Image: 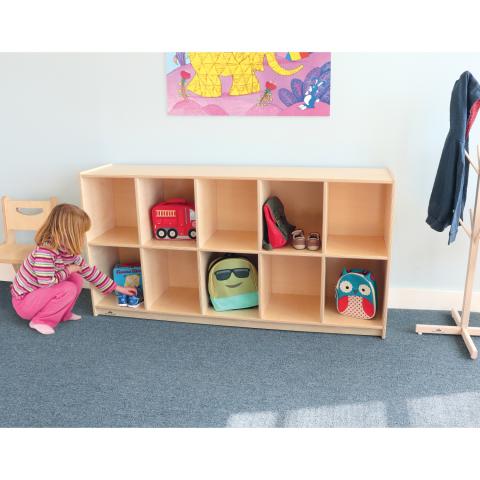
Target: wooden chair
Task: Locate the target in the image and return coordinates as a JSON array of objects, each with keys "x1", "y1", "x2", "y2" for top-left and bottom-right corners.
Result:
[{"x1": 0, "y1": 196, "x2": 57, "y2": 272}]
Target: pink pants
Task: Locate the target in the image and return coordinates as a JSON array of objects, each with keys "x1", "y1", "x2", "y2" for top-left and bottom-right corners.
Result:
[{"x1": 12, "y1": 273, "x2": 83, "y2": 328}]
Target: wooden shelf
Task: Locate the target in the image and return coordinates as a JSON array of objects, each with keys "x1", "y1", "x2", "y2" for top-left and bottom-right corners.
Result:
[
  {"x1": 262, "y1": 245, "x2": 323, "y2": 257},
  {"x1": 142, "y1": 238, "x2": 197, "y2": 250},
  {"x1": 201, "y1": 230, "x2": 258, "y2": 253},
  {"x1": 89, "y1": 226, "x2": 139, "y2": 247},
  {"x1": 326, "y1": 235, "x2": 387, "y2": 259},
  {"x1": 96, "y1": 294, "x2": 146, "y2": 314},
  {"x1": 150, "y1": 287, "x2": 201, "y2": 316},
  {"x1": 323, "y1": 303, "x2": 383, "y2": 330},
  {"x1": 206, "y1": 306, "x2": 260, "y2": 321},
  {"x1": 82, "y1": 165, "x2": 393, "y2": 337}
]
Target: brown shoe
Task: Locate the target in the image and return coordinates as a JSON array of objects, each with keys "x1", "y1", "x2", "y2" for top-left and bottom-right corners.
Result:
[
  {"x1": 292, "y1": 229, "x2": 306, "y2": 249},
  {"x1": 307, "y1": 232, "x2": 321, "y2": 251}
]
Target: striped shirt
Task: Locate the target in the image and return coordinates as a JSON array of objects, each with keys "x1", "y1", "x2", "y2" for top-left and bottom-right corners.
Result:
[{"x1": 11, "y1": 245, "x2": 116, "y2": 298}]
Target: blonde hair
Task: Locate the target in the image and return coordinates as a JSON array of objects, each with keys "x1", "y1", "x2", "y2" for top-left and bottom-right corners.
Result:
[{"x1": 35, "y1": 204, "x2": 91, "y2": 255}]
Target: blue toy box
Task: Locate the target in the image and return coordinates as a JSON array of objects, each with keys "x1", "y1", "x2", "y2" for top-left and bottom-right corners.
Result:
[{"x1": 112, "y1": 263, "x2": 143, "y2": 308}]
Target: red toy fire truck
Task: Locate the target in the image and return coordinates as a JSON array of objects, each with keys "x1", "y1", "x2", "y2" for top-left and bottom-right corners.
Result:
[{"x1": 151, "y1": 198, "x2": 196, "y2": 240}]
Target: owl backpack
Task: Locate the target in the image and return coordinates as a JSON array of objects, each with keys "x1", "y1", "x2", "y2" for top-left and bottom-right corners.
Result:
[
  {"x1": 208, "y1": 255, "x2": 258, "y2": 312},
  {"x1": 335, "y1": 268, "x2": 378, "y2": 320}
]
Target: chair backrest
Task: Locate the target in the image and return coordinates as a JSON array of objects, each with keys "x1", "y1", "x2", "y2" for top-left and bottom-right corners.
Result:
[{"x1": 1, "y1": 196, "x2": 57, "y2": 243}]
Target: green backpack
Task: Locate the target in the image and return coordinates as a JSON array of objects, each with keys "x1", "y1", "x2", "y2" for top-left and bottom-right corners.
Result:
[{"x1": 207, "y1": 255, "x2": 259, "y2": 311}]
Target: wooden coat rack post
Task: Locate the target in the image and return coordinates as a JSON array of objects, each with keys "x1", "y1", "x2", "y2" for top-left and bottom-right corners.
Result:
[{"x1": 416, "y1": 145, "x2": 480, "y2": 360}]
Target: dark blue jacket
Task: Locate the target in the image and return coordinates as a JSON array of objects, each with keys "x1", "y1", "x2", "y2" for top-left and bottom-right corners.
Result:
[{"x1": 426, "y1": 71, "x2": 480, "y2": 243}]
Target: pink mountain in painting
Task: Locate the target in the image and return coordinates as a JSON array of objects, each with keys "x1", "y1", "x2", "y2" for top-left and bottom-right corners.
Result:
[{"x1": 167, "y1": 52, "x2": 331, "y2": 117}]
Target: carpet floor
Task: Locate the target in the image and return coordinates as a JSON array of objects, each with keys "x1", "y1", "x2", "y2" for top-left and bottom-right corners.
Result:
[{"x1": 1, "y1": 281, "x2": 480, "y2": 427}]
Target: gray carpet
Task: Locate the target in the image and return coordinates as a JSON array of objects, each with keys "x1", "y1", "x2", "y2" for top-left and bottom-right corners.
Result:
[{"x1": 1, "y1": 281, "x2": 480, "y2": 427}]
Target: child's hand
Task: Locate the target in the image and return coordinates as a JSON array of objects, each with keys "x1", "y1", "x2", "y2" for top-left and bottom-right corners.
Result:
[
  {"x1": 116, "y1": 285, "x2": 137, "y2": 296},
  {"x1": 67, "y1": 265, "x2": 82, "y2": 274}
]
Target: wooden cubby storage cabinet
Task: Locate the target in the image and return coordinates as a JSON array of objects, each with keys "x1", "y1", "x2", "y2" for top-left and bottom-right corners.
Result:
[{"x1": 81, "y1": 165, "x2": 394, "y2": 338}]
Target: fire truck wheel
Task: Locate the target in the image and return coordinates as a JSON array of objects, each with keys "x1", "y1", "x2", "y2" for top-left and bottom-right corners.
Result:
[
  {"x1": 188, "y1": 229, "x2": 196, "y2": 239},
  {"x1": 156, "y1": 228, "x2": 167, "y2": 239},
  {"x1": 167, "y1": 229, "x2": 178, "y2": 239}
]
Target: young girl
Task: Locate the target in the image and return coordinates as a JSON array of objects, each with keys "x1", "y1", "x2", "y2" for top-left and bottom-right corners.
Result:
[{"x1": 11, "y1": 204, "x2": 136, "y2": 335}]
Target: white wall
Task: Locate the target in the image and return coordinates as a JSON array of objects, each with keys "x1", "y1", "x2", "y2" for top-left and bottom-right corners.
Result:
[{"x1": 1, "y1": 53, "x2": 480, "y2": 307}]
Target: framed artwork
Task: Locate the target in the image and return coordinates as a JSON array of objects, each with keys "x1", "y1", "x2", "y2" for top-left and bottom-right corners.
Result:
[{"x1": 166, "y1": 52, "x2": 331, "y2": 116}]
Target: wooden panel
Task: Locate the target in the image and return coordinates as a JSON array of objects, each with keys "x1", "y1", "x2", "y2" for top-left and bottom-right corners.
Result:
[
  {"x1": 82, "y1": 164, "x2": 394, "y2": 184},
  {"x1": 93, "y1": 305, "x2": 382, "y2": 336},
  {"x1": 151, "y1": 287, "x2": 201, "y2": 315},
  {"x1": 195, "y1": 179, "x2": 217, "y2": 246},
  {"x1": 326, "y1": 235, "x2": 387, "y2": 259},
  {"x1": 328, "y1": 183, "x2": 386, "y2": 236},
  {"x1": 88, "y1": 226, "x2": 139, "y2": 247},
  {"x1": 323, "y1": 303, "x2": 383, "y2": 329},
  {"x1": 135, "y1": 178, "x2": 161, "y2": 245},
  {"x1": 216, "y1": 180, "x2": 257, "y2": 232},
  {"x1": 167, "y1": 250, "x2": 198, "y2": 288},
  {"x1": 142, "y1": 238, "x2": 196, "y2": 250},
  {"x1": 259, "y1": 253, "x2": 271, "y2": 319},
  {"x1": 263, "y1": 293, "x2": 321, "y2": 323},
  {"x1": 82, "y1": 177, "x2": 115, "y2": 240},
  {"x1": 113, "y1": 178, "x2": 137, "y2": 228},
  {"x1": 142, "y1": 249, "x2": 169, "y2": 309},
  {"x1": 197, "y1": 250, "x2": 209, "y2": 314},
  {"x1": 261, "y1": 245, "x2": 323, "y2": 257},
  {"x1": 270, "y1": 255, "x2": 322, "y2": 296},
  {"x1": 201, "y1": 230, "x2": 257, "y2": 253}
]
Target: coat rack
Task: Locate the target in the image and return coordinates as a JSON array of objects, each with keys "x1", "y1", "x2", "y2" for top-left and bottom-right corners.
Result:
[{"x1": 416, "y1": 145, "x2": 480, "y2": 359}]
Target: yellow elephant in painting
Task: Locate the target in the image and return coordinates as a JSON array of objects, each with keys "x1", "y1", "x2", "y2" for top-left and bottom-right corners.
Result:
[{"x1": 187, "y1": 52, "x2": 304, "y2": 98}]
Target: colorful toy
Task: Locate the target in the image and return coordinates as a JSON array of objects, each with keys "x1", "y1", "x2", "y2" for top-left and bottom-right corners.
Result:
[
  {"x1": 151, "y1": 198, "x2": 196, "y2": 240},
  {"x1": 335, "y1": 268, "x2": 377, "y2": 320},
  {"x1": 113, "y1": 263, "x2": 143, "y2": 308},
  {"x1": 208, "y1": 255, "x2": 258, "y2": 311}
]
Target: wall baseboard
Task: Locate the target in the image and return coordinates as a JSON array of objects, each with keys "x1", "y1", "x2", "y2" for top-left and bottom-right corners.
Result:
[
  {"x1": 1, "y1": 264, "x2": 477, "y2": 313},
  {"x1": 388, "y1": 288, "x2": 479, "y2": 313}
]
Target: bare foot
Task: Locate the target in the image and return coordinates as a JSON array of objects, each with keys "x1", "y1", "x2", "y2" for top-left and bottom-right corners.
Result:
[
  {"x1": 29, "y1": 321, "x2": 55, "y2": 335},
  {"x1": 65, "y1": 313, "x2": 82, "y2": 321}
]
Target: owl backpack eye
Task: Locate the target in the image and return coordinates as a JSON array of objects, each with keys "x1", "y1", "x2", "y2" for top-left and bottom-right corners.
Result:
[
  {"x1": 339, "y1": 280, "x2": 353, "y2": 293},
  {"x1": 359, "y1": 284, "x2": 371, "y2": 296}
]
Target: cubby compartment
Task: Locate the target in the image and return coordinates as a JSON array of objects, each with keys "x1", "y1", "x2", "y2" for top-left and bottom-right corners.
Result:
[
  {"x1": 198, "y1": 251, "x2": 260, "y2": 320},
  {"x1": 326, "y1": 182, "x2": 392, "y2": 259},
  {"x1": 260, "y1": 180, "x2": 324, "y2": 255},
  {"x1": 141, "y1": 248, "x2": 201, "y2": 315},
  {"x1": 261, "y1": 255, "x2": 322, "y2": 324},
  {"x1": 81, "y1": 177, "x2": 139, "y2": 247},
  {"x1": 196, "y1": 179, "x2": 258, "y2": 252},
  {"x1": 88, "y1": 246, "x2": 143, "y2": 312},
  {"x1": 135, "y1": 177, "x2": 196, "y2": 250},
  {"x1": 324, "y1": 257, "x2": 386, "y2": 330}
]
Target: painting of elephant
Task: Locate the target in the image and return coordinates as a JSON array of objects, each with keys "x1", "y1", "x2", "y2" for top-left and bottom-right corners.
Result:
[
  {"x1": 187, "y1": 52, "x2": 304, "y2": 97},
  {"x1": 166, "y1": 52, "x2": 331, "y2": 116}
]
